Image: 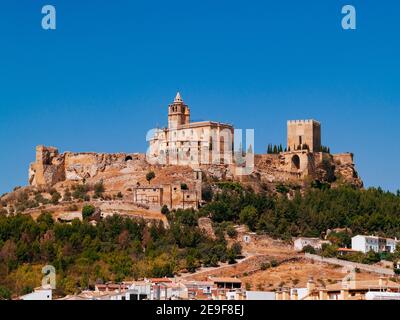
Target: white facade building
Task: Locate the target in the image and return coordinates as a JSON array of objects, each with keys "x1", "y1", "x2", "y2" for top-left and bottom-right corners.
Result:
[
  {"x1": 351, "y1": 235, "x2": 399, "y2": 254},
  {"x1": 293, "y1": 237, "x2": 330, "y2": 252},
  {"x1": 19, "y1": 286, "x2": 52, "y2": 300}
]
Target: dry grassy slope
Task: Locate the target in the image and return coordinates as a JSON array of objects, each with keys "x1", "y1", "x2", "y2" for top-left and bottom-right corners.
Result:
[{"x1": 184, "y1": 230, "x2": 378, "y2": 291}]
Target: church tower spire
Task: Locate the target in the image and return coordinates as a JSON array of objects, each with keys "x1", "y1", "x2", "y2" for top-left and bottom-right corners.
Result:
[{"x1": 174, "y1": 92, "x2": 183, "y2": 103}]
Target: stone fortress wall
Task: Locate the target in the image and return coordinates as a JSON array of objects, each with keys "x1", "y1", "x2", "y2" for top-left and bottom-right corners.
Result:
[{"x1": 28, "y1": 94, "x2": 363, "y2": 210}]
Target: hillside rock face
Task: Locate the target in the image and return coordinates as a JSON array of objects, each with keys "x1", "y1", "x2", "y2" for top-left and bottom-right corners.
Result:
[{"x1": 29, "y1": 145, "x2": 363, "y2": 193}]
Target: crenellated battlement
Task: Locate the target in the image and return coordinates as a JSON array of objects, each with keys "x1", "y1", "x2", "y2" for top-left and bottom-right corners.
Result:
[
  {"x1": 287, "y1": 119, "x2": 321, "y2": 125},
  {"x1": 287, "y1": 119, "x2": 322, "y2": 153}
]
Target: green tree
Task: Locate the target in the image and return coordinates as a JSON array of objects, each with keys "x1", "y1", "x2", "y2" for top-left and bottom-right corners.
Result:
[
  {"x1": 239, "y1": 205, "x2": 258, "y2": 231},
  {"x1": 146, "y1": 171, "x2": 155, "y2": 184},
  {"x1": 82, "y1": 205, "x2": 96, "y2": 220},
  {"x1": 302, "y1": 245, "x2": 316, "y2": 254},
  {"x1": 0, "y1": 286, "x2": 11, "y2": 300},
  {"x1": 231, "y1": 242, "x2": 242, "y2": 256},
  {"x1": 161, "y1": 205, "x2": 170, "y2": 215}
]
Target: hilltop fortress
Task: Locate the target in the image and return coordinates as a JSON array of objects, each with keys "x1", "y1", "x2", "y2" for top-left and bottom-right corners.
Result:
[{"x1": 28, "y1": 93, "x2": 362, "y2": 210}]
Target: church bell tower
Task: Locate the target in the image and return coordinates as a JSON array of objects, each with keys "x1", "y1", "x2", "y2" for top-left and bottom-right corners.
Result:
[{"x1": 168, "y1": 92, "x2": 190, "y2": 128}]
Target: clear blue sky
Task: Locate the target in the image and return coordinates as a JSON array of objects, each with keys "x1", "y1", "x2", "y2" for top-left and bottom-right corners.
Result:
[{"x1": 0, "y1": 0, "x2": 399, "y2": 194}]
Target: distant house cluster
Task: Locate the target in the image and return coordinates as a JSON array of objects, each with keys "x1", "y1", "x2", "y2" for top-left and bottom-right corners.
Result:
[
  {"x1": 20, "y1": 273, "x2": 400, "y2": 301},
  {"x1": 294, "y1": 235, "x2": 399, "y2": 255},
  {"x1": 277, "y1": 276, "x2": 400, "y2": 301},
  {"x1": 53, "y1": 277, "x2": 250, "y2": 301},
  {"x1": 18, "y1": 276, "x2": 279, "y2": 301}
]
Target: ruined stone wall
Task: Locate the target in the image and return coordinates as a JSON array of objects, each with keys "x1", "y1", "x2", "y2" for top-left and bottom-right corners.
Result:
[
  {"x1": 29, "y1": 146, "x2": 146, "y2": 188},
  {"x1": 29, "y1": 146, "x2": 65, "y2": 186},
  {"x1": 29, "y1": 145, "x2": 363, "y2": 198}
]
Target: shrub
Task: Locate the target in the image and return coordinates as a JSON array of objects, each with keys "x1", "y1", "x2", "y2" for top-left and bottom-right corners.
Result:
[
  {"x1": 161, "y1": 205, "x2": 170, "y2": 215},
  {"x1": 276, "y1": 184, "x2": 289, "y2": 194},
  {"x1": 201, "y1": 184, "x2": 213, "y2": 202},
  {"x1": 270, "y1": 260, "x2": 279, "y2": 268},
  {"x1": 231, "y1": 242, "x2": 242, "y2": 256},
  {"x1": 82, "y1": 205, "x2": 96, "y2": 220},
  {"x1": 72, "y1": 184, "x2": 89, "y2": 200},
  {"x1": 302, "y1": 245, "x2": 316, "y2": 254},
  {"x1": 51, "y1": 191, "x2": 62, "y2": 205},
  {"x1": 94, "y1": 181, "x2": 105, "y2": 198},
  {"x1": 261, "y1": 262, "x2": 270, "y2": 270},
  {"x1": 226, "y1": 225, "x2": 238, "y2": 238},
  {"x1": 63, "y1": 188, "x2": 72, "y2": 202},
  {"x1": 0, "y1": 286, "x2": 11, "y2": 300}
]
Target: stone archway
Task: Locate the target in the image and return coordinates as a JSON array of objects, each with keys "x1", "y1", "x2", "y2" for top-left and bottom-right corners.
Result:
[
  {"x1": 125, "y1": 155, "x2": 133, "y2": 162},
  {"x1": 291, "y1": 155, "x2": 300, "y2": 170}
]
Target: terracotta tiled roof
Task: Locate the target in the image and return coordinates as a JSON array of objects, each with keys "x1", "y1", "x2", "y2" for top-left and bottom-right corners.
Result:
[
  {"x1": 326, "y1": 279, "x2": 400, "y2": 292},
  {"x1": 209, "y1": 277, "x2": 242, "y2": 284},
  {"x1": 149, "y1": 278, "x2": 173, "y2": 283}
]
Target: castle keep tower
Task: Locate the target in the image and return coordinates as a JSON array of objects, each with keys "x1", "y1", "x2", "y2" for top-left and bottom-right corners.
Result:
[
  {"x1": 168, "y1": 92, "x2": 190, "y2": 128},
  {"x1": 287, "y1": 120, "x2": 321, "y2": 152}
]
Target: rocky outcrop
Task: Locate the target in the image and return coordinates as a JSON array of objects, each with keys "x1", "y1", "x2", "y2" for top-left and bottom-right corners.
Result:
[
  {"x1": 29, "y1": 146, "x2": 65, "y2": 186},
  {"x1": 332, "y1": 154, "x2": 363, "y2": 188},
  {"x1": 29, "y1": 145, "x2": 363, "y2": 192},
  {"x1": 29, "y1": 146, "x2": 147, "y2": 190}
]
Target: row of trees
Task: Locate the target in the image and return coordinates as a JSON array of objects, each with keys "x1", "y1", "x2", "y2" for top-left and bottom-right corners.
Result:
[
  {"x1": 200, "y1": 182, "x2": 400, "y2": 240},
  {"x1": 0, "y1": 205, "x2": 240, "y2": 298},
  {"x1": 266, "y1": 144, "x2": 331, "y2": 153},
  {"x1": 267, "y1": 144, "x2": 284, "y2": 154}
]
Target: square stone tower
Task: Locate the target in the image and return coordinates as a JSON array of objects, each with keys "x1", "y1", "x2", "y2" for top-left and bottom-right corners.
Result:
[
  {"x1": 168, "y1": 92, "x2": 190, "y2": 129},
  {"x1": 287, "y1": 120, "x2": 321, "y2": 152}
]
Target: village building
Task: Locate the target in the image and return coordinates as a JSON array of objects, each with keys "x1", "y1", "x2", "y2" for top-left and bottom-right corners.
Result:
[
  {"x1": 351, "y1": 235, "x2": 399, "y2": 254},
  {"x1": 277, "y1": 275, "x2": 400, "y2": 300},
  {"x1": 131, "y1": 169, "x2": 202, "y2": 210},
  {"x1": 208, "y1": 277, "x2": 242, "y2": 290},
  {"x1": 18, "y1": 285, "x2": 52, "y2": 301},
  {"x1": 293, "y1": 237, "x2": 331, "y2": 252}
]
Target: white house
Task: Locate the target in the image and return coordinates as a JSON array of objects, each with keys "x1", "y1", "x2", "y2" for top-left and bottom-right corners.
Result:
[
  {"x1": 351, "y1": 235, "x2": 399, "y2": 254},
  {"x1": 293, "y1": 237, "x2": 330, "y2": 252},
  {"x1": 365, "y1": 291, "x2": 400, "y2": 300},
  {"x1": 19, "y1": 286, "x2": 52, "y2": 300}
]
